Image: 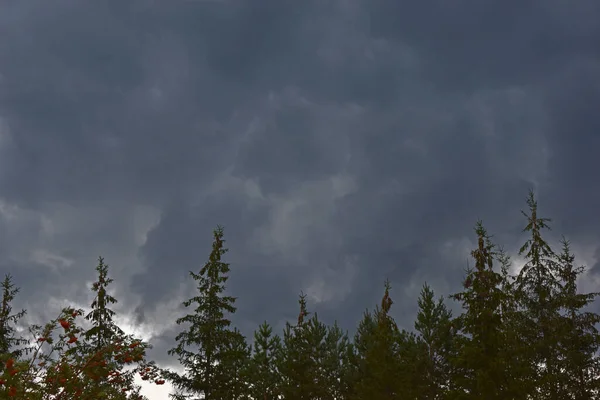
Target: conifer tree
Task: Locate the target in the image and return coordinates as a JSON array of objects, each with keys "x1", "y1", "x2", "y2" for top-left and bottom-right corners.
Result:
[
  {"x1": 81, "y1": 257, "x2": 127, "y2": 399},
  {"x1": 80, "y1": 257, "x2": 148, "y2": 399},
  {"x1": 514, "y1": 191, "x2": 564, "y2": 398},
  {"x1": 321, "y1": 322, "x2": 351, "y2": 400},
  {"x1": 413, "y1": 283, "x2": 454, "y2": 399},
  {"x1": 279, "y1": 300, "x2": 351, "y2": 400},
  {"x1": 278, "y1": 292, "x2": 314, "y2": 400},
  {"x1": 83, "y1": 257, "x2": 125, "y2": 351},
  {"x1": 215, "y1": 328, "x2": 251, "y2": 400},
  {"x1": 351, "y1": 280, "x2": 403, "y2": 400},
  {"x1": 247, "y1": 322, "x2": 282, "y2": 400},
  {"x1": 449, "y1": 222, "x2": 515, "y2": 399},
  {"x1": 348, "y1": 308, "x2": 375, "y2": 400},
  {"x1": 340, "y1": 338, "x2": 359, "y2": 400},
  {"x1": 165, "y1": 226, "x2": 239, "y2": 400},
  {"x1": 300, "y1": 313, "x2": 350, "y2": 400},
  {"x1": 303, "y1": 313, "x2": 329, "y2": 399},
  {"x1": 495, "y1": 246, "x2": 532, "y2": 399},
  {"x1": 0, "y1": 274, "x2": 30, "y2": 368},
  {"x1": 555, "y1": 237, "x2": 600, "y2": 398}
]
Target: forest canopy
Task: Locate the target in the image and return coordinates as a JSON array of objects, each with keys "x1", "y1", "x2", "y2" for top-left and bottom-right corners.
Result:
[{"x1": 0, "y1": 190, "x2": 599, "y2": 399}]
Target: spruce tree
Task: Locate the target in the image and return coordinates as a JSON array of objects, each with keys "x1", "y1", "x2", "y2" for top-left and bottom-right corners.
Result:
[
  {"x1": 514, "y1": 191, "x2": 564, "y2": 399},
  {"x1": 348, "y1": 308, "x2": 375, "y2": 400},
  {"x1": 0, "y1": 274, "x2": 30, "y2": 368},
  {"x1": 215, "y1": 328, "x2": 251, "y2": 400},
  {"x1": 340, "y1": 338, "x2": 359, "y2": 400},
  {"x1": 247, "y1": 322, "x2": 282, "y2": 400},
  {"x1": 304, "y1": 313, "x2": 328, "y2": 399},
  {"x1": 81, "y1": 257, "x2": 148, "y2": 399},
  {"x1": 495, "y1": 246, "x2": 532, "y2": 399},
  {"x1": 165, "y1": 226, "x2": 238, "y2": 400},
  {"x1": 413, "y1": 283, "x2": 454, "y2": 399},
  {"x1": 83, "y1": 257, "x2": 125, "y2": 351},
  {"x1": 278, "y1": 292, "x2": 314, "y2": 400},
  {"x1": 81, "y1": 257, "x2": 127, "y2": 399},
  {"x1": 351, "y1": 280, "x2": 403, "y2": 400},
  {"x1": 321, "y1": 322, "x2": 350, "y2": 400},
  {"x1": 301, "y1": 313, "x2": 349, "y2": 399},
  {"x1": 449, "y1": 222, "x2": 515, "y2": 399},
  {"x1": 555, "y1": 237, "x2": 600, "y2": 398},
  {"x1": 277, "y1": 299, "x2": 350, "y2": 400}
]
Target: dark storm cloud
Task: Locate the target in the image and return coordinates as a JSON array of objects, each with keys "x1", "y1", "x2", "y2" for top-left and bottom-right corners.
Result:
[
  {"x1": 369, "y1": 1, "x2": 600, "y2": 92},
  {"x1": 1, "y1": 0, "x2": 600, "y2": 375},
  {"x1": 540, "y1": 57, "x2": 600, "y2": 276}
]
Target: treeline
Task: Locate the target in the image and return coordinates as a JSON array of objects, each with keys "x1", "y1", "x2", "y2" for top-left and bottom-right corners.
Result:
[{"x1": 1, "y1": 190, "x2": 599, "y2": 399}]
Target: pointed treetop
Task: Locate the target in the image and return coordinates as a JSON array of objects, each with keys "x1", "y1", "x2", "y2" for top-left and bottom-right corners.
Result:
[
  {"x1": 557, "y1": 236, "x2": 587, "y2": 296},
  {"x1": 0, "y1": 274, "x2": 28, "y2": 359},
  {"x1": 208, "y1": 225, "x2": 228, "y2": 265},
  {"x1": 381, "y1": 279, "x2": 393, "y2": 315},
  {"x1": 297, "y1": 292, "x2": 309, "y2": 326},
  {"x1": 520, "y1": 190, "x2": 553, "y2": 257},
  {"x1": 523, "y1": 189, "x2": 548, "y2": 226},
  {"x1": 472, "y1": 221, "x2": 496, "y2": 272},
  {"x1": 167, "y1": 225, "x2": 240, "y2": 399},
  {"x1": 517, "y1": 190, "x2": 558, "y2": 299},
  {"x1": 84, "y1": 256, "x2": 124, "y2": 348}
]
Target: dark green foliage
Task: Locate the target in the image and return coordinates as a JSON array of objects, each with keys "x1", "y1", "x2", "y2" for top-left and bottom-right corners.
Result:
[
  {"x1": 302, "y1": 313, "x2": 329, "y2": 399},
  {"x1": 0, "y1": 274, "x2": 31, "y2": 368},
  {"x1": 449, "y1": 222, "x2": 519, "y2": 399},
  {"x1": 321, "y1": 322, "x2": 351, "y2": 400},
  {"x1": 555, "y1": 237, "x2": 600, "y2": 398},
  {"x1": 165, "y1": 226, "x2": 242, "y2": 400},
  {"x1": 305, "y1": 316, "x2": 350, "y2": 400},
  {"x1": 248, "y1": 322, "x2": 282, "y2": 400},
  {"x1": 2, "y1": 190, "x2": 600, "y2": 400},
  {"x1": 413, "y1": 283, "x2": 454, "y2": 399},
  {"x1": 351, "y1": 280, "x2": 405, "y2": 400},
  {"x1": 339, "y1": 339, "x2": 359, "y2": 400},
  {"x1": 495, "y1": 246, "x2": 533, "y2": 399},
  {"x1": 276, "y1": 292, "x2": 351, "y2": 400},
  {"x1": 83, "y1": 257, "x2": 125, "y2": 350},
  {"x1": 81, "y1": 257, "x2": 145, "y2": 399},
  {"x1": 348, "y1": 308, "x2": 376, "y2": 399},
  {"x1": 277, "y1": 292, "x2": 315, "y2": 400},
  {"x1": 515, "y1": 191, "x2": 567, "y2": 399},
  {"x1": 156, "y1": 191, "x2": 600, "y2": 399},
  {"x1": 215, "y1": 328, "x2": 251, "y2": 400}
]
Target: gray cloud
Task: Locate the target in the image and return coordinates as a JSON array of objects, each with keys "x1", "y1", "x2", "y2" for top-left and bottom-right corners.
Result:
[{"x1": 1, "y1": 0, "x2": 599, "y2": 384}]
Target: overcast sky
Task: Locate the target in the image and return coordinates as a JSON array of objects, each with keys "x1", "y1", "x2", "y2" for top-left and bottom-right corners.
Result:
[{"x1": 1, "y1": 0, "x2": 600, "y2": 398}]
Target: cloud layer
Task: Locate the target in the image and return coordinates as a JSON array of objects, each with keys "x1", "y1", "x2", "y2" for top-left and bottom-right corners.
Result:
[{"x1": 1, "y1": 3, "x2": 600, "y2": 393}]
